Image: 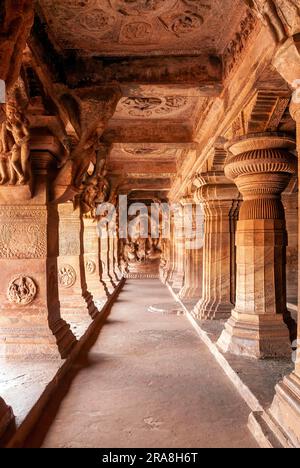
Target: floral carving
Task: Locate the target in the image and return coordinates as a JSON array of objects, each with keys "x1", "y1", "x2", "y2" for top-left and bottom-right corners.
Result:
[
  {"x1": 7, "y1": 276, "x2": 37, "y2": 306},
  {"x1": 119, "y1": 96, "x2": 188, "y2": 117},
  {"x1": 169, "y1": 12, "x2": 204, "y2": 36},
  {"x1": 80, "y1": 9, "x2": 116, "y2": 31},
  {"x1": 58, "y1": 265, "x2": 77, "y2": 289}
]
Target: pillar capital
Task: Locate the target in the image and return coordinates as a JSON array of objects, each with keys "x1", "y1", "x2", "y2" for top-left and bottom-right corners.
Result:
[{"x1": 194, "y1": 171, "x2": 239, "y2": 204}]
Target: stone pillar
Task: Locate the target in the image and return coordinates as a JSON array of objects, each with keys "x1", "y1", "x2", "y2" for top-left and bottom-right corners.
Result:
[
  {"x1": 113, "y1": 236, "x2": 123, "y2": 281},
  {"x1": 58, "y1": 203, "x2": 97, "y2": 335},
  {"x1": 0, "y1": 153, "x2": 76, "y2": 359},
  {"x1": 282, "y1": 188, "x2": 298, "y2": 307},
  {"x1": 192, "y1": 173, "x2": 239, "y2": 319},
  {"x1": 171, "y1": 205, "x2": 185, "y2": 291},
  {"x1": 83, "y1": 215, "x2": 108, "y2": 307},
  {"x1": 179, "y1": 203, "x2": 203, "y2": 300},
  {"x1": 266, "y1": 103, "x2": 300, "y2": 447},
  {"x1": 99, "y1": 224, "x2": 116, "y2": 295},
  {"x1": 218, "y1": 134, "x2": 297, "y2": 359},
  {"x1": 166, "y1": 213, "x2": 176, "y2": 284}
]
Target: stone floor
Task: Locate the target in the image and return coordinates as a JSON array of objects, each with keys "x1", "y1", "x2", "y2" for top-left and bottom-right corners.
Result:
[{"x1": 24, "y1": 279, "x2": 258, "y2": 448}]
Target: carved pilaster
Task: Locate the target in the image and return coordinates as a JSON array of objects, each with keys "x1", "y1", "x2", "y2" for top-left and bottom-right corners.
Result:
[
  {"x1": 192, "y1": 172, "x2": 240, "y2": 319},
  {"x1": 218, "y1": 134, "x2": 297, "y2": 359}
]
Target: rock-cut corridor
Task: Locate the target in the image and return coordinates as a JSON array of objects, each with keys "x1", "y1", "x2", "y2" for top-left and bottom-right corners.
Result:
[{"x1": 24, "y1": 280, "x2": 258, "y2": 448}]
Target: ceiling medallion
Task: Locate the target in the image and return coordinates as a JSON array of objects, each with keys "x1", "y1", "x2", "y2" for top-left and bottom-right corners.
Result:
[{"x1": 119, "y1": 96, "x2": 188, "y2": 117}]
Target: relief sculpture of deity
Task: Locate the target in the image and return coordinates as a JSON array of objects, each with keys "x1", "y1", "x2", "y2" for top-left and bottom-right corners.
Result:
[{"x1": 0, "y1": 100, "x2": 31, "y2": 186}]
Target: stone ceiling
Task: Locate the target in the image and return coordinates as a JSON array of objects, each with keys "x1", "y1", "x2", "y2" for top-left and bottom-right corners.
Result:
[{"x1": 37, "y1": 0, "x2": 247, "y2": 56}]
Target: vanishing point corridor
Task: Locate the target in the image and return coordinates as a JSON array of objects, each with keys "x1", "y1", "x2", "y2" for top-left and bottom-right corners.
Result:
[{"x1": 25, "y1": 280, "x2": 257, "y2": 449}]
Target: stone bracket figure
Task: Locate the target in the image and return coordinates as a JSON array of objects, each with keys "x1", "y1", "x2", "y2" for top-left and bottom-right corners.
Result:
[{"x1": 0, "y1": 98, "x2": 31, "y2": 187}]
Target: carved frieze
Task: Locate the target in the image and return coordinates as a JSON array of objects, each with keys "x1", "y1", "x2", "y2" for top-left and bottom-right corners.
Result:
[
  {"x1": 0, "y1": 207, "x2": 47, "y2": 259},
  {"x1": 7, "y1": 276, "x2": 37, "y2": 306}
]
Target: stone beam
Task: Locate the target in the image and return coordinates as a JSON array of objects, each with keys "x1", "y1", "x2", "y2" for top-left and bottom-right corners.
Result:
[
  {"x1": 66, "y1": 56, "x2": 223, "y2": 95},
  {"x1": 0, "y1": 0, "x2": 34, "y2": 89}
]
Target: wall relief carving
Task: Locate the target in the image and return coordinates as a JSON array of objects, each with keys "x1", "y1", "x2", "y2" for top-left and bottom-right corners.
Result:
[
  {"x1": 86, "y1": 260, "x2": 96, "y2": 275},
  {"x1": 7, "y1": 276, "x2": 37, "y2": 306},
  {"x1": 118, "y1": 96, "x2": 188, "y2": 117},
  {"x1": 0, "y1": 207, "x2": 47, "y2": 259},
  {"x1": 58, "y1": 265, "x2": 77, "y2": 288}
]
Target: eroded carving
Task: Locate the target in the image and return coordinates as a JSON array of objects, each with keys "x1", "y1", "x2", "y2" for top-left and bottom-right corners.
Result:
[
  {"x1": 86, "y1": 259, "x2": 96, "y2": 275},
  {"x1": 58, "y1": 265, "x2": 77, "y2": 288},
  {"x1": 7, "y1": 276, "x2": 37, "y2": 306}
]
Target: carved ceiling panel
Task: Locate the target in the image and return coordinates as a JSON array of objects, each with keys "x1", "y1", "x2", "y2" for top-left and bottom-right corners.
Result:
[
  {"x1": 38, "y1": 0, "x2": 246, "y2": 56},
  {"x1": 110, "y1": 144, "x2": 179, "y2": 159}
]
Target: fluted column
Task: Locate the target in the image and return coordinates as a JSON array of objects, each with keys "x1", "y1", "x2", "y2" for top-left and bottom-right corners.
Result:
[
  {"x1": 218, "y1": 134, "x2": 297, "y2": 359},
  {"x1": 179, "y1": 203, "x2": 203, "y2": 300},
  {"x1": 192, "y1": 173, "x2": 239, "y2": 319}
]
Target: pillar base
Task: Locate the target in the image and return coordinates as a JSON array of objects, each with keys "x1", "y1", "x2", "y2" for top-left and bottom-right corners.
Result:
[
  {"x1": 217, "y1": 310, "x2": 291, "y2": 359},
  {"x1": 172, "y1": 273, "x2": 185, "y2": 291},
  {"x1": 179, "y1": 286, "x2": 202, "y2": 301},
  {"x1": 267, "y1": 373, "x2": 300, "y2": 448},
  {"x1": 0, "y1": 398, "x2": 14, "y2": 442},
  {"x1": 60, "y1": 291, "x2": 97, "y2": 333},
  {"x1": 0, "y1": 316, "x2": 76, "y2": 360},
  {"x1": 193, "y1": 300, "x2": 233, "y2": 320}
]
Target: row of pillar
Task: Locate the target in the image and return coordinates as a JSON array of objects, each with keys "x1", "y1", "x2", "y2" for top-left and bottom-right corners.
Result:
[{"x1": 162, "y1": 125, "x2": 300, "y2": 445}]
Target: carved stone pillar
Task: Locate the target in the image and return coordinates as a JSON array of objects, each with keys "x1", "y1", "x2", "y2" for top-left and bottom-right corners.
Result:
[
  {"x1": 83, "y1": 215, "x2": 108, "y2": 306},
  {"x1": 166, "y1": 213, "x2": 176, "y2": 284},
  {"x1": 179, "y1": 203, "x2": 203, "y2": 300},
  {"x1": 266, "y1": 103, "x2": 300, "y2": 447},
  {"x1": 171, "y1": 205, "x2": 185, "y2": 291},
  {"x1": 282, "y1": 188, "x2": 298, "y2": 307},
  {"x1": 99, "y1": 224, "x2": 116, "y2": 295},
  {"x1": 192, "y1": 173, "x2": 239, "y2": 319},
  {"x1": 113, "y1": 236, "x2": 123, "y2": 281},
  {"x1": 218, "y1": 134, "x2": 297, "y2": 359},
  {"x1": 0, "y1": 397, "x2": 14, "y2": 442},
  {"x1": 58, "y1": 203, "x2": 97, "y2": 334},
  {"x1": 0, "y1": 152, "x2": 76, "y2": 359}
]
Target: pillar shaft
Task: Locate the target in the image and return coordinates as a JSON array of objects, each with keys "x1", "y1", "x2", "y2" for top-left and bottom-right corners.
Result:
[
  {"x1": 0, "y1": 153, "x2": 76, "y2": 359},
  {"x1": 218, "y1": 136, "x2": 297, "y2": 359},
  {"x1": 179, "y1": 204, "x2": 203, "y2": 300},
  {"x1": 193, "y1": 175, "x2": 239, "y2": 319},
  {"x1": 99, "y1": 225, "x2": 116, "y2": 295},
  {"x1": 171, "y1": 206, "x2": 185, "y2": 290},
  {"x1": 267, "y1": 103, "x2": 300, "y2": 447},
  {"x1": 83, "y1": 215, "x2": 108, "y2": 306},
  {"x1": 58, "y1": 204, "x2": 97, "y2": 334}
]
